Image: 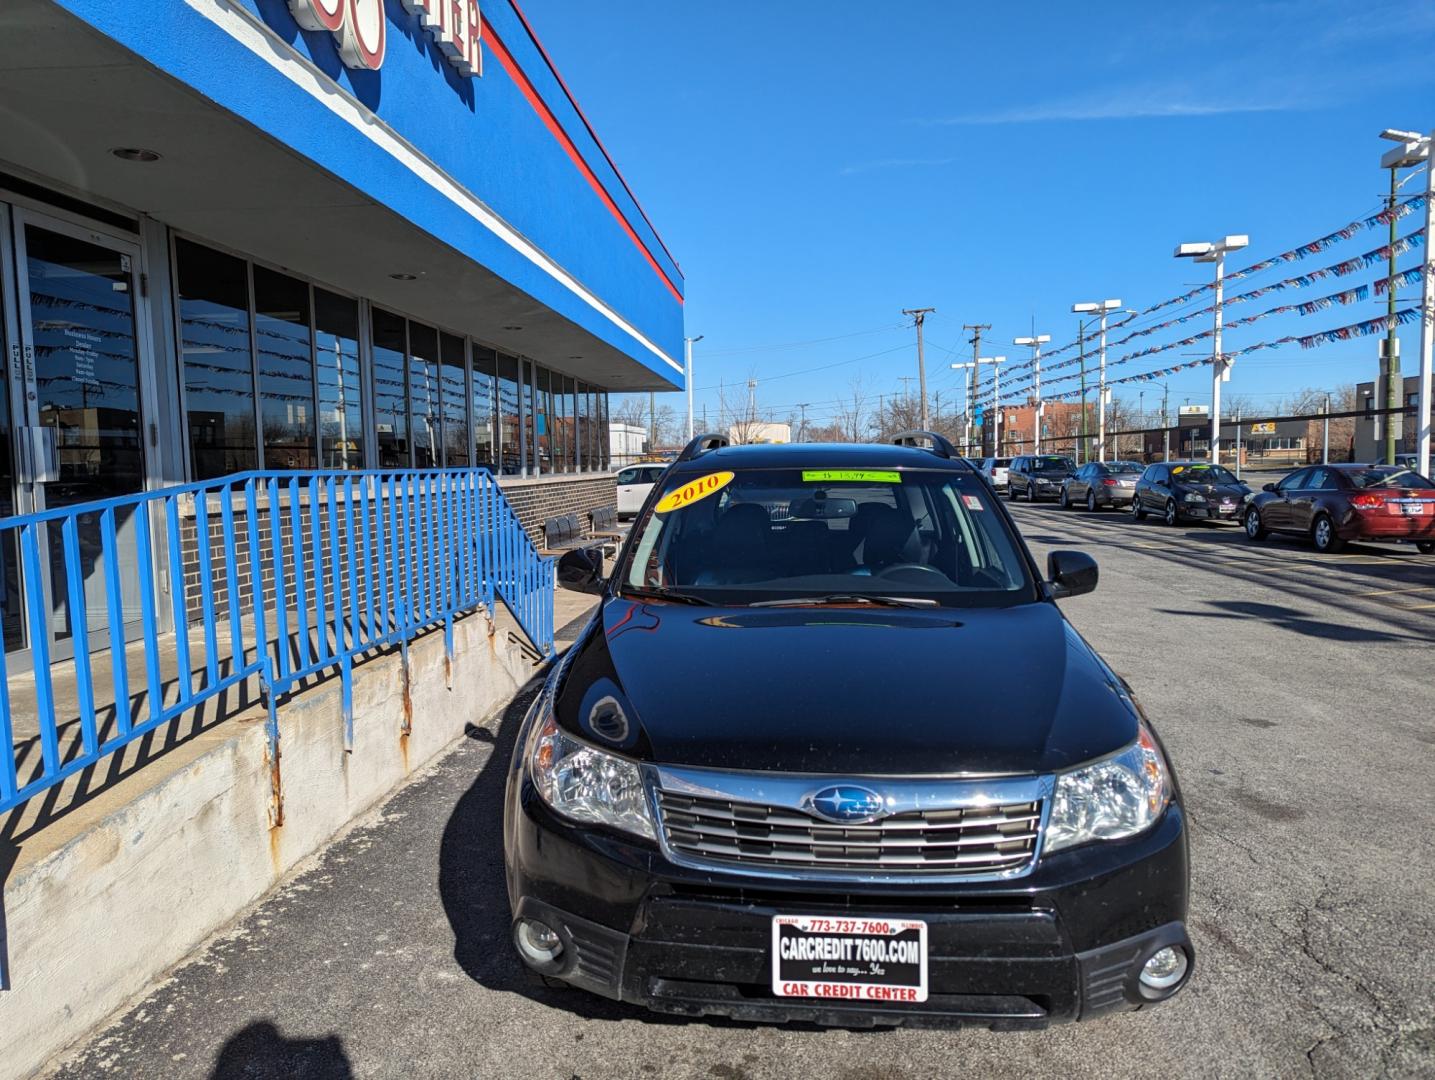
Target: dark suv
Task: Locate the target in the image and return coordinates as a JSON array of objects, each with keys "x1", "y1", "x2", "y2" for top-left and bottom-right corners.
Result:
[
  {"x1": 1007, "y1": 455, "x2": 1076, "y2": 502},
  {"x1": 505, "y1": 432, "x2": 1191, "y2": 1029}
]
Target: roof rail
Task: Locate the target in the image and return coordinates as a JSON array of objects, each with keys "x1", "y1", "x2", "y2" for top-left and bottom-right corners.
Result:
[
  {"x1": 676, "y1": 432, "x2": 731, "y2": 462},
  {"x1": 890, "y1": 430, "x2": 958, "y2": 459}
]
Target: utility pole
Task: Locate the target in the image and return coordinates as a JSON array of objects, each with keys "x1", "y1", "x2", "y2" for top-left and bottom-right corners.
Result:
[
  {"x1": 1382, "y1": 164, "x2": 1401, "y2": 465},
  {"x1": 1379, "y1": 129, "x2": 1432, "y2": 478},
  {"x1": 962, "y1": 324, "x2": 990, "y2": 455},
  {"x1": 796, "y1": 402, "x2": 809, "y2": 443},
  {"x1": 648, "y1": 390, "x2": 656, "y2": 451},
  {"x1": 1162, "y1": 384, "x2": 1171, "y2": 461},
  {"x1": 1077, "y1": 323, "x2": 1087, "y2": 466},
  {"x1": 878, "y1": 394, "x2": 885, "y2": 439},
  {"x1": 684, "y1": 334, "x2": 703, "y2": 441},
  {"x1": 903, "y1": 308, "x2": 936, "y2": 430}
]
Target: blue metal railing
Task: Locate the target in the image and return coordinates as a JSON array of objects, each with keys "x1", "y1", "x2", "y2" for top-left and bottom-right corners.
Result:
[{"x1": 0, "y1": 468, "x2": 555, "y2": 817}]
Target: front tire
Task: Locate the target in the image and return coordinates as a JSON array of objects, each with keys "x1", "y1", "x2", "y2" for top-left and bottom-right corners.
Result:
[
  {"x1": 1164, "y1": 499, "x2": 1179, "y2": 527},
  {"x1": 1086, "y1": 490, "x2": 1098, "y2": 512},
  {"x1": 1059, "y1": 487, "x2": 1070, "y2": 509},
  {"x1": 1244, "y1": 507, "x2": 1267, "y2": 541},
  {"x1": 1418, "y1": 541, "x2": 1435, "y2": 554},
  {"x1": 1025, "y1": 483, "x2": 1036, "y2": 503},
  {"x1": 1132, "y1": 497, "x2": 1147, "y2": 521},
  {"x1": 1312, "y1": 514, "x2": 1345, "y2": 553}
]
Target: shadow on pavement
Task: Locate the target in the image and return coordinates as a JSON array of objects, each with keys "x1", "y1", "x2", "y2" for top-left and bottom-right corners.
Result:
[
  {"x1": 210, "y1": 1020, "x2": 352, "y2": 1080},
  {"x1": 1154, "y1": 599, "x2": 1429, "y2": 644}
]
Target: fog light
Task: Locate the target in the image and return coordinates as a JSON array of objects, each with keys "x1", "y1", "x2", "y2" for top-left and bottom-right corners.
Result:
[
  {"x1": 1139, "y1": 947, "x2": 1188, "y2": 993},
  {"x1": 514, "y1": 918, "x2": 563, "y2": 965}
]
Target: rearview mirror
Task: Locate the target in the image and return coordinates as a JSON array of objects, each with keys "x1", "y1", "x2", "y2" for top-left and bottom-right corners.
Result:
[
  {"x1": 1047, "y1": 550, "x2": 1098, "y2": 599},
  {"x1": 556, "y1": 546, "x2": 605, "y2": 594},
  {"x1": 1262, "y1": 483, "x2": 1278, "y2": 493}
]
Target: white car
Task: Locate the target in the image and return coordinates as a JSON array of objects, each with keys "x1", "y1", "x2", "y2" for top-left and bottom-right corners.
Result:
[
  {"x1": 980, "y1": 457, "x2": 1013, "y2": 491},
  {"x1": 616, "y1": 463, "x2": 668, "y2": 519}
]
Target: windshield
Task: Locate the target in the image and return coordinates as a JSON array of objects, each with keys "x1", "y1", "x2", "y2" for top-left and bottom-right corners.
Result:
[
  {"x1": 1170, "y1": 464, "x2": 1239, "y2": 485},
  {"x1": 1348, "y1": 467, "x2": 1435, "y2": 490},
  {"x1": 1033, "y1": 456, "x2": 1074, "y2": 473},
  {"x1": 620, "y1": 467, "x2": 1036, "y2": 607}
]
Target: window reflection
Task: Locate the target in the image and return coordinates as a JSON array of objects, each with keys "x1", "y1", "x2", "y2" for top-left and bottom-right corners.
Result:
[
  {"x1": 254, "y1": 266, "x2": 315, "y2": 469},
  {"x1": 177, "y1": 239, "x2": 257, "y2": 479},
  {"x1": 497, "y1": 352, "x2": 521, "y2": 474},
  {"x1": 440, "y1": 332, "x2": 469, "y2": 468},
  {"x1": 372, "y1": 308, "x2": 408, "y2": 468},
  {"x1": 315, "y1": 288, "x2": 363, "y2": 468},
  {"x1": 409, "y1": 323, "x2": 440, "y2": 469},
  {"x1": 472, "y1": 346, "x2": 497, "y2": 469}
]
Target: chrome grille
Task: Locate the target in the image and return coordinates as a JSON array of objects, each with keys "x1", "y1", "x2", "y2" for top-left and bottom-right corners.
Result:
[{"x1": 656, "y1": 790, "x2": 1041, "y2": 875}]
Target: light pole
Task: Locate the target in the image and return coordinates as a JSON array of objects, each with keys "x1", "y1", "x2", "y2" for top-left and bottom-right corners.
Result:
[
  {"x1": 683, "y1": 334, "x2": 703, "y2": 440},
  {"x1": 1379, "y1": 129, "x2": 1432, "y2": 478},
  {"x1": 1014, "y1": 333, "x2": 1050, "y2": 453},
  {"x1": 951, "y1": 357, "x2": 1004, "y2": 457},
  {"x1": 1072, "y1": 300, "x2": 1122, "y2": 461},
  {"x1": 1175, "y1": 235, "x2": 1249, "y2": 465},
  {"x1": 983, "y1": 356, "x2": 1008, "y2": 455}
]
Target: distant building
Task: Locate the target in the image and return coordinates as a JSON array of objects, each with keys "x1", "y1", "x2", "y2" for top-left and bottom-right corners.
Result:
[
  {"x1": 730, "y1": 421, "x2": 791, "y2": 445},
  {"x1": 609, "y1": 422, "x2": 649, "y2": 469},
  {"x1": 997, "y1": 402, "x2": 1085, "y2": 456},
  {"x1": 1354, "y1": 375, "x2": 1420, "y2": 461}
]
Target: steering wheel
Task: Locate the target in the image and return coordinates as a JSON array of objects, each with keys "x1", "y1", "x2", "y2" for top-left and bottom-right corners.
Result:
[{"x1": 874, "y1": 562, "x2": 949, "y2": 582}]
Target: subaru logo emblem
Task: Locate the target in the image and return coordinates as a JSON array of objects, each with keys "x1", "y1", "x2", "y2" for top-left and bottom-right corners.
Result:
[{"x1": 806, "y1": 785, "x2": 887, "y2": 825}]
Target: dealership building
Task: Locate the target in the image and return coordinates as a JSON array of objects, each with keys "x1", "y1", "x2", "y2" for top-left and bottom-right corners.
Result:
[{"x1": 0, "y1": 0, "x2": 684, "y2": 652}]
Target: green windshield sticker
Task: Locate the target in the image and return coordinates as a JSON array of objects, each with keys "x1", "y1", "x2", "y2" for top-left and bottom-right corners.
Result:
[{"x1": 801, "y1": 469, "x2": 902, "y2": 484}]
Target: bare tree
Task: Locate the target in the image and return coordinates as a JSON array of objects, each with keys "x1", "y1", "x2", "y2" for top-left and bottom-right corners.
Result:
[{"x1": 835, "y1": 376, "x2": 871, "y2": 443}]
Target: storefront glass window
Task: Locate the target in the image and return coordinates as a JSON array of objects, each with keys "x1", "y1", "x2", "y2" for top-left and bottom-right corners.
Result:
[
  {"x1": 496, "y1": 351, "x2": 520, "y2": 474},
  {"x1": 440, "y1": 332, "x2": 469, "y2": 468},
  {"x1": 556, "y1": 375, "x2": 573, "y2": 472},
  {"x1": 521, "y1": 359, "x2": 537, "y2": 475},
  {"x1": 534, "y1": 366, "x2": 553, "y2": 473},
  {"x1": 253, "y1": 266, "x2": 314, "y2": 469},
  {"x1": 471, "y1": 345, "x2": 497, "y2": 469},
  {"x1": 573, "y1": 382, "x2": 587, "y2": 472},
  {"x1": 176, "y1": 238, "x2": 258, "y2": 479},
  {"x1": 408, "y1": 323, "x2": 440, "y2": 468},
  {"x1": 314, "y1": 288, "x2": 363, "y2": 468},
  {"x1": 371, "y1": 308, "x2": 408, "y2": 467},
  {"x1": 599, "y1": 392, "x2": 610, "y2": 470}
]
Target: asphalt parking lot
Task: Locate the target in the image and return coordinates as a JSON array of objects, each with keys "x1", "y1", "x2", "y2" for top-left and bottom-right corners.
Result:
[{"x1": 49, "y1": 501, "x2": 1435, "y2": 1080}]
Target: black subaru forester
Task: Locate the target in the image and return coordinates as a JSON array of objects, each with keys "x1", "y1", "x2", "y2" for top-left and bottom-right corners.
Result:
[{"x1": 503, "y1": 432, "x2": 1191, "y2": 1029}]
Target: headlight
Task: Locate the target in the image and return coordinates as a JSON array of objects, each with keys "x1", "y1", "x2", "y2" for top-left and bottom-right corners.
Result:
[
  {"x1": 1182, "y1": 492, "x2": 1206, "y2": 504},
  {"x1": 1045, "y1": 724, "x2": 1170, "y2": 853},
  {"x1": 528, "y1": 712, "x2": 656, "y2": 841}
]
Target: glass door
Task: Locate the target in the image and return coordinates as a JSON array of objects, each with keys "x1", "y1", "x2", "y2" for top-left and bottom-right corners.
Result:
[{"x1": 10, "y1": 210, "x2": 151, "y2": 661}]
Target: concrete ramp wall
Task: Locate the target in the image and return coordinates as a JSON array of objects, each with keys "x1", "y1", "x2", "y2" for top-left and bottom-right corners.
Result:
[{"x1": 0, "y1": 613, "x2": 531, "y2": 1080}]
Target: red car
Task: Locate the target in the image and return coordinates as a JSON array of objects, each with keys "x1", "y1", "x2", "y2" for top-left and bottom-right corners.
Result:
[{"x1": 1243, "y1": 464, "x2": 1435, "y2": 554}]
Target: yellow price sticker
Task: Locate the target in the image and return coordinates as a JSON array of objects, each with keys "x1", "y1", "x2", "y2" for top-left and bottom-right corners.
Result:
[
  {"x1": 801, "y1": 469, "x2": 901, "y2": 483},
  {"x1": 654, "y1": 471, "x2": 735, "y2": 513}
]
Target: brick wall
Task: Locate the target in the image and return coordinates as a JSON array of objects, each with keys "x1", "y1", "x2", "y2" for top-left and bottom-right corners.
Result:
[{"x1": 497, "y1": 474, "x2": 617, "y2": 546}]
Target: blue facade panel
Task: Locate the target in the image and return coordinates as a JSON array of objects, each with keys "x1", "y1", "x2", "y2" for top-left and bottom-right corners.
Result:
[{"x1": 50, "y1": 0, "x2": 685, "y2": 383}]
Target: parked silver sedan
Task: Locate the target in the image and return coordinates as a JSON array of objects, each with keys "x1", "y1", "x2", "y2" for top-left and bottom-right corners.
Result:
[{"x1": 1061, "y1": 460, "x2": 1144, "y2": 511}]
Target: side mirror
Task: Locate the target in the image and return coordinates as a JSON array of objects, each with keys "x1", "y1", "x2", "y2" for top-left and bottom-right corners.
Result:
[
  {"x1": 1262, "y1": 483, "x2": 1278, "y2": 494},
  {"x1": 556, "y1": 546, "x2": 605, "y2": 594},
  {"x1": 1047, "y1": 550, "x2": 1098, "y2": 599}
]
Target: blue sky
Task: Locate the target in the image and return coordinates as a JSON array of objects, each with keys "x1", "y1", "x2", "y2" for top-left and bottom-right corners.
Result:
[{"x1": 524, "y1": 0, "x2": 1435, "y2": 433}]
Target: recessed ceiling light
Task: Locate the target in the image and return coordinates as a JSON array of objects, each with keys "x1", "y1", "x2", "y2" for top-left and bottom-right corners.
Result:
[
  {"x1": 111, "y1": 147, "x2": 161, "y2": 163},
  {"x1": 388, "y1": 272, "x2": 418, "y2": 281},
  {"x1": 503, "y1": 325, "x2": 523, "y2": 331}
]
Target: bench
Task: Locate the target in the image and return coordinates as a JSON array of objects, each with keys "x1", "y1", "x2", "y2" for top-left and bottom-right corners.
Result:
[
  {"x1": 589, "y1": 505, "x2": 622, "y2": 540},
  {"x1": 543, "y1": 513, "x2": 586, "y2": 551}
]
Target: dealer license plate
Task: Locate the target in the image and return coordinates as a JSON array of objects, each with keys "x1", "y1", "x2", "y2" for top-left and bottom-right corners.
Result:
[
  {"x1": 1397, "y1": 501, "x2": 1426, "y2": 516},
  {"x1": 771, "y1": 916, "x2": 928, "y2": 1003}
]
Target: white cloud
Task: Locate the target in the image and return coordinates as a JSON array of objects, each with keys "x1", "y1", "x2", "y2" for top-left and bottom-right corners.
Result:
[{"x1": 919, "y1": 95, "x2": 1297, "y2": 126}]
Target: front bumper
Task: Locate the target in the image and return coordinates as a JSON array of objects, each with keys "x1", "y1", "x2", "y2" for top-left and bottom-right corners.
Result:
[
  {"x1": 505, "y1": 775, "x2": 1191, "y2": 1029},
  {"x1": 1181, "y1": 502, "x2": 1242, "y2": 520}
]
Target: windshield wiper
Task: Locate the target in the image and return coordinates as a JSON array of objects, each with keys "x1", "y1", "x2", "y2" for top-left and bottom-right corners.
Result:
[
  {"x1": 747, "y1": 593, "x2": 939, "y2": 609},
  {"x1": 621, "y1": 586, "x2": 716, "y2": 606}
]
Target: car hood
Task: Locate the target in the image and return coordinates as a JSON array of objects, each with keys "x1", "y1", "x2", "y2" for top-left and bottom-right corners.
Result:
[{"x1": 550, "y1": 597, "x2": 1138, "y2": 776}]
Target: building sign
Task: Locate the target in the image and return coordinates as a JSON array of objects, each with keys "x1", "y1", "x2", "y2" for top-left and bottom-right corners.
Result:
[
  {"x1": 1178, "y1": 405, "x2": 1209, "y2": 417},
  {"x1": 1250, "y1": 421, "x2": 1276, "y2": 434},
  {"x1": 289, "y1": 0, "x2": 482, "y2": 76}
]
